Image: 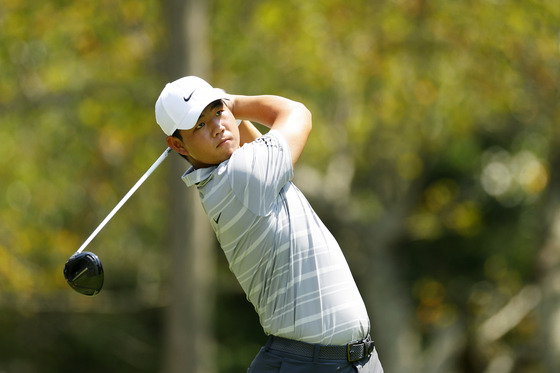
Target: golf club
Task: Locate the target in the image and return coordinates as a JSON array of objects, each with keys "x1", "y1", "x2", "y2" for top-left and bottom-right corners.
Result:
[{"x1": 64, "y1": 147, "x2": 172, "y2": 296}]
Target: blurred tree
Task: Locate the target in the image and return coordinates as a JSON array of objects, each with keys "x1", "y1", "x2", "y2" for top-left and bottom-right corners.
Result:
[
  {"x1": 1, "y1": 0, "x2": 166, "y2": 371},
  {"x1": 158, "y1": 0, "x2": 216, "y2": 373},
  {"x1": 1, "y1": 0, "x2": 560, "y2": 372}
]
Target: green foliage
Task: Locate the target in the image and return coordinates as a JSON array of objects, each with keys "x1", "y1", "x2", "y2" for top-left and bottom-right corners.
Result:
[
  {"x1": 1, "y1": 0, "x2": 164, "y2": 295},
  {"x1": 2, "y1": 0, "x2": 560, "y2": 371},
  {"x1": 1, "y1": 0, "x2": 168, "y2": 370}
]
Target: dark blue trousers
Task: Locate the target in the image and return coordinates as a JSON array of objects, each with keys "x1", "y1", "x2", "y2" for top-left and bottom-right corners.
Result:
[{"x1": 247, "y1": 339, "x2": 384, "y2": 373}]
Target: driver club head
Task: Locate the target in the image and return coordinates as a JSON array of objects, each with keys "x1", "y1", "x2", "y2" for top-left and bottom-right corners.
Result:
[{"x1": 63, "y1": 251, "x2": 104, "y2": 296}]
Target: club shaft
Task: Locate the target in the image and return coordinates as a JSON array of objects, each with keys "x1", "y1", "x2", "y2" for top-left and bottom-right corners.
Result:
[{"x1": 76, "y1": 147, "x2": 172, "y2": 254}]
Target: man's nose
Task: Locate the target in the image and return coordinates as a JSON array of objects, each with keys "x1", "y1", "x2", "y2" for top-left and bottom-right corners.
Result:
[{"x1": 211, "y1": 119, "x2": 225, "y2": 136}]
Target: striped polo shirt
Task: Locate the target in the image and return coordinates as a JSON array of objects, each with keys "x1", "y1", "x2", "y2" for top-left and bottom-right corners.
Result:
[{"x1": 182, "y1": 130, "x2": 370, "y2": 345}]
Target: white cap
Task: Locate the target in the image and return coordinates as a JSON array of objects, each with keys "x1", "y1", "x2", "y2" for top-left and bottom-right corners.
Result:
[{"x1": 155, "y1": 76, "x2": 228, "y2": 136}]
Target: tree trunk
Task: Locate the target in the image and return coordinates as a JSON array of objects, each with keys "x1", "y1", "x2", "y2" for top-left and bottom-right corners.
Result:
[
  {"x1": 159, "y1": 0, "x2": 215, "y2": 372},
  {"x1": 537, "y1": 154, "x2": 560, "y2": 372},
  {"x1": 363, "y1": 203, "x2": 421, "y2": 373}
]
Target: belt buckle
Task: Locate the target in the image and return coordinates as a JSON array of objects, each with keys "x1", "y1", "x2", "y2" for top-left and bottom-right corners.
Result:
[
  {"x1": 347, "y1": 338, "x2": 375, "y2": 363},
  {"x1": 347, "y1": 341, "x2": 363, "y2": 363}
]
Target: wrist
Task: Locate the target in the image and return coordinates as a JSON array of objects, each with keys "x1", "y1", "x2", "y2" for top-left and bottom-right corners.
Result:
[{"x1": 224, "y1": 94, "x2": 235, "y2": 112}]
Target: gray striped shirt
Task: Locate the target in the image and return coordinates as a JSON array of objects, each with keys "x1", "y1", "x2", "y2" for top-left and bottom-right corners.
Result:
[{"x1": 183, "y1": 130, "x2": 370, "y2": 345}]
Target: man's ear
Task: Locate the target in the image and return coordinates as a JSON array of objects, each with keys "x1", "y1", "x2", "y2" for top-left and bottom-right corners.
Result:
[{"x1": 166, "y1": 135, "x2": 189, "y2": 157}]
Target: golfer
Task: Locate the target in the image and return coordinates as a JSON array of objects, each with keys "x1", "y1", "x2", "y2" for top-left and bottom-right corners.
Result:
[{"x1": 155, "y1": 76, "x2": 383, "y2": 372}]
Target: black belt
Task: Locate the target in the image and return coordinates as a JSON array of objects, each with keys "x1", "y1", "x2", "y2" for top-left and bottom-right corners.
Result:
[{"x1": 267, "y1": 334, "x2": 375, "y2": 363}]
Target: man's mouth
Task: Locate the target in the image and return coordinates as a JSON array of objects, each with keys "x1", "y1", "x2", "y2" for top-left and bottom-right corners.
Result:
[{"x1": 217, "y1": 138, "x2": 230, "y2": 148}]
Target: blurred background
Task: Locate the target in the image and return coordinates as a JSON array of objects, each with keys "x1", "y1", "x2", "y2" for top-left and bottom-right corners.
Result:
[{"x1": 1, "y1": 0, "x2": 559, "y2": 372}]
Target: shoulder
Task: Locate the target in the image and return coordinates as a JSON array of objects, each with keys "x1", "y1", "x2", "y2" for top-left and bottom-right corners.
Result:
[{"x1": 253, "y1": 130, "x2": 287, "y2": 148}]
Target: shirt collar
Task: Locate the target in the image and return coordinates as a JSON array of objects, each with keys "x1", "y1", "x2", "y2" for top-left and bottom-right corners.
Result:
[{"x1": 181, "y1": 165, "x2": 216, "y2": 187}]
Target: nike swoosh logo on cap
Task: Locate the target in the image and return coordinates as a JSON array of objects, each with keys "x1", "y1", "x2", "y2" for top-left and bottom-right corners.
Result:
[{"x1": 183, "y1": 90, "x2": 195, "y2": 102}]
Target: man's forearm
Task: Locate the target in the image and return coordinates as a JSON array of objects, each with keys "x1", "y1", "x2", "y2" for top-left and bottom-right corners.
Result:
[
  {"x1": 228, "y1": 95, "x2": 304, "y2": 129},
  {"x1": 228, "y1": 94, "x2": 312, "y2": 167},
  {"x1": 239, "y1": 120, "x2": 262, "y2": 145}
]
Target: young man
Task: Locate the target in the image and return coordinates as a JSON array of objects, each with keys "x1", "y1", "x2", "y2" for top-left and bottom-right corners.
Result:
[{"x1": 155, "y1": 76, "x2": 383, "y2": 372}]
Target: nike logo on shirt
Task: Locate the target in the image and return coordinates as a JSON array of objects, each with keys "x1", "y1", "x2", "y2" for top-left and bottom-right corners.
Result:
[{"x1": 214, "y1": 212, "x2": 222, "y2": 224}]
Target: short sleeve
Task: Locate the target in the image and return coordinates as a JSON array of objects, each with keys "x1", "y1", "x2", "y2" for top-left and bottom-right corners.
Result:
[{"x1": 227, "y1": 130, "x2": 293, "y2": 215}]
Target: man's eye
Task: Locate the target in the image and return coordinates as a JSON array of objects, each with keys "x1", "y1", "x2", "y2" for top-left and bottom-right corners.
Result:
[
  {"x1": 216, "y1": 110, "x2": 223, "y2": 116},
  {"x1": 196, "y1": 122, "x2": 205, "y2": 129}
]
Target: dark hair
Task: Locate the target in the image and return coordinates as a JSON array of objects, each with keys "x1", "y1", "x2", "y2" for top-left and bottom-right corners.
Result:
[{"x1": 172, "y1": 130, "x2": 191, "y2": 163}]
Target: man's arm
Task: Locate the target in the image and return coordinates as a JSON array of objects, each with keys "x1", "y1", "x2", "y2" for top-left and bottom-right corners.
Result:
[
  {"x1": 238, "y1": 120, "x2": 262, "y2": 146},
  {"x1": 228, "y1": 95, "x2": 312, "y2": 167}
]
